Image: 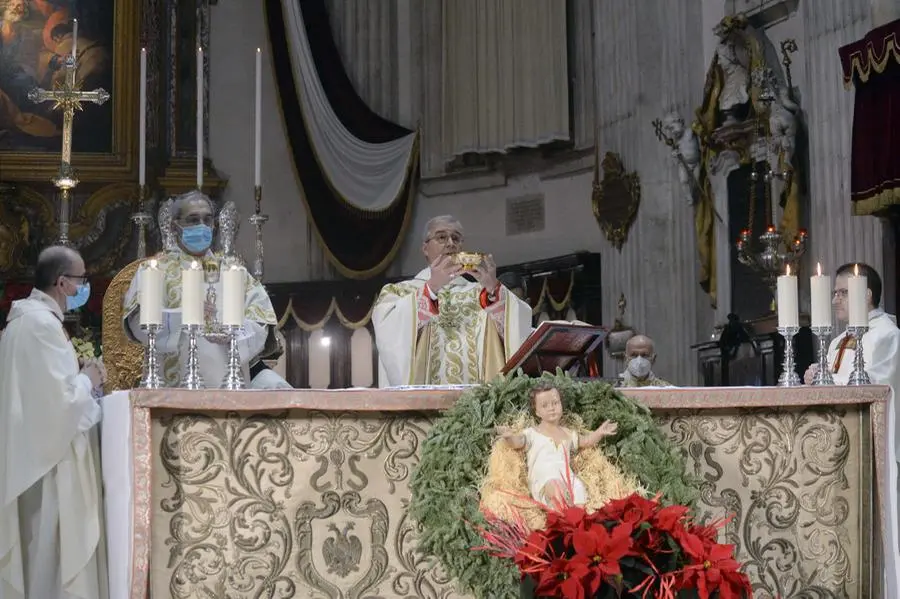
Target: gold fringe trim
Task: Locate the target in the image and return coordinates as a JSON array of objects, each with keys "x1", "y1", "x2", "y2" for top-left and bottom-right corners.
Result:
[
  {"x1": 851, "y1": 185, "x2": 900, "y2": 216},
  {"x1": 275, "y1": 296, "x2": 376, "y2": 332},
  {"x1": 841, "y1": 32, "x2": 900, "y2": 89}
]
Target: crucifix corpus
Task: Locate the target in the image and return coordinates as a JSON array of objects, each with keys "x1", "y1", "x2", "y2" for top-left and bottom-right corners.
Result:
[{"x1": 28, "y1": 31, "x2": 111, "y2": 246}]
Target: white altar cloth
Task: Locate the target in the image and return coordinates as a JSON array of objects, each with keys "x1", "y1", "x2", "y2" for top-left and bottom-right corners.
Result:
[{"x1": 100, "y1": 391, "x2": 132, "y2": 599}]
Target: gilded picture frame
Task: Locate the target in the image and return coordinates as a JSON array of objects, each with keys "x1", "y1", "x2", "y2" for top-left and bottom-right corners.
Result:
[
  {"x1": 591, "y1": 151, "x2": 641, "y2": 251},
  {"x1": 0, "y1": 0, "x2": 140, "y2": 184}
]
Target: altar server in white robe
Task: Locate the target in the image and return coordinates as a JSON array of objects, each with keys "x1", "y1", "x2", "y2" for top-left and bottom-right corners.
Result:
[
  {"x1": 122, "y1": 190, "x2": 290, "y2": 388},
  {"x1": 0, "y1": 246, "x2": 108, "y2": 599},
  {"x1": 804, "y1": 263, "x2": 900, "y2": 390},
  {"x1": 373, "y1": 215, "x2": 532, "y2": 387}
]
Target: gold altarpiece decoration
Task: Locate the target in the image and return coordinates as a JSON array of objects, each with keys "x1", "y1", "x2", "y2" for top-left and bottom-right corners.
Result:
[
  {"x1": 0, "y1": 0, "x2": 226, "y2": 279},
  {"x1": 591, "y1": 151, "x2": 640, "y2": 251}
]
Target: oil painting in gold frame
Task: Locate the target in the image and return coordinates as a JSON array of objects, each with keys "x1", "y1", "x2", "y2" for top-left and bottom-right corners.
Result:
[{"x1": 0, "y1": 0, "x2": 140, "y2": 184}]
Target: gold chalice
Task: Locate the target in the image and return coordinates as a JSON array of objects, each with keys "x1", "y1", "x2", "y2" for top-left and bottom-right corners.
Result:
[{"x1": 453, "y1": 251, "x2": 485, "y2": 271}]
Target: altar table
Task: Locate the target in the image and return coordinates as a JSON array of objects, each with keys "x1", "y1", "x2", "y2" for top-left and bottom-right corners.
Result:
[{"x1": 100, "y1": 385, "x2": 897, "y2": 599}]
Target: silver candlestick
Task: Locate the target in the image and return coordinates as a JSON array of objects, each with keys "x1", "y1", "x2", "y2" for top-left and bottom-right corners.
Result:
[
  {"x1": 249, "y1": 185, "x2": 268, "y2": 281},
  {"x1": 777, "y1": 326, "x2": 801, "y2": 386},
  {"x1": 140, "y1": 323, "x2": 164, "y2": 388},
  {"x1": 221, "y1": 325, "x2": 245, "y2": 390},
  {"x1": 180, "y1": 324, "x2": 205, "y2": 389},
  {"x1": 131, "y1": 184, "x2": 153, "y2": 259},
  {"x1": 847, "y1": 325, "x2": 871, "y2": 385},
  {"x1": 810, "y1": 325, "x2": 834, "y2": 386}
]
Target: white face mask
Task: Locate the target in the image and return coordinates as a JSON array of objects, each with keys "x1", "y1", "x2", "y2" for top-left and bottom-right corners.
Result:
[{"x1": 627, "y1": 356, "x2": 652, "y2": 379}]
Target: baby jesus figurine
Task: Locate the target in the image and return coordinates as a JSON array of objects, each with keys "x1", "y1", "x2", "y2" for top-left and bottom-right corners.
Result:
[{"x1": 496, "y1": 383, "x2": 618, "y2": 506}]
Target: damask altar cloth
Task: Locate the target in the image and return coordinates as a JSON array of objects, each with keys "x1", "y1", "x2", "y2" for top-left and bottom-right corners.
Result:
[{"x1": 100, "y1": 385, "x2": 898, "y2": 599}]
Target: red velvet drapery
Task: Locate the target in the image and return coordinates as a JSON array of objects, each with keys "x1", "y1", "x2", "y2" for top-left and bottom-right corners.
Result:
[{"x1": 839, "y1": 19, "x2": 900, "y2": 215}]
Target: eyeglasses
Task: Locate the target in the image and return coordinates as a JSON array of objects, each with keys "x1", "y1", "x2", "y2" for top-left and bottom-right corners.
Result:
[
  {"x1": 832, "y1": 289, "x2": 848, "y2": 299},
  {"x1": 427, "y1": 231, "x2": 463, "y2": 245}
]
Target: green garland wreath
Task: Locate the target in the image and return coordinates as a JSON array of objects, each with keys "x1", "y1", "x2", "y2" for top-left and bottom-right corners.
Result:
[{"x1": 408, "y1": 372, "x2": 699, "y2": 599}]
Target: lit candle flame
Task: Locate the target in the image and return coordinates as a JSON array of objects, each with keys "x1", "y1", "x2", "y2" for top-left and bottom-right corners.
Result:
[
  {"x1": 149, "y1": 259, "x2": 158, "y2": 268},
  {"x1": 854, "y1": 263, "x2": 859, "y2": 276},
  {"x1": 191, "y1": 260, "x2": 200, "y2": 269},
  {"x1": 786, "y1": 264, "x2": 791, "y2": 276},
  {"x1": 816, "y1": 262, "x2": 821, "y2": 276}
]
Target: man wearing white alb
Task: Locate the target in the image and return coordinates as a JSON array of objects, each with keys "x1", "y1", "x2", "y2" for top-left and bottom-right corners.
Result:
[
  {"x1": 803, "y1": 263, "x2": 900, "y2": 389},
  {"x1": 121, "y1": 190, "x2": 289, "y2": 389},
  {"x1": 0, "y1": 246, "x2": 108, "y2": 599}
]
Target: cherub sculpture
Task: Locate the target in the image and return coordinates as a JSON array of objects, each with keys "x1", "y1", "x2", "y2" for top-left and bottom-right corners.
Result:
[{"x1": 660, "y1": 112, "x2": 702, "y2": 206}]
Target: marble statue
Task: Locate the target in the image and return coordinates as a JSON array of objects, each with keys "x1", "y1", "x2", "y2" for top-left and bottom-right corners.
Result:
[
  {"x1": 714, "y1": 26, "x2": 751, "y2": 123},
  {"x1": 661, "y1": 112, "x2": 702, "y2": 205}
]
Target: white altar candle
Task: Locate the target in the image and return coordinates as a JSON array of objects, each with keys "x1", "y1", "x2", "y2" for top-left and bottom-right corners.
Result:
[
  {"x1": 139, "y1": 47, "x2": 147, "y2": 186},
  {"x1": 182, "y1": 261, "x2": 204, "y2": 326},
  {"x1": 848, "y1": 264, "x2": 869, "y2": 327},
  {"x1": 196, "y1": 47, "x2": 204, "y2": 189},
  {"x1": 810, "y1": 262, "x2": 832, "y2": 328},
  {"x1": 254, "y1": 48, "x2": 262, "y2": 188},
  {"x1": 777, "y1": 265, "x2": 799, "y2": 328},
  {"x1": 139, "y1": 259, "x2": 163, "y2": 325},
  {"x1": 222, "y1": 265, "x2": 245, "y2": 326},
  {"x1": 72, "y1": 19, "x2": 78, "y2": 59}
]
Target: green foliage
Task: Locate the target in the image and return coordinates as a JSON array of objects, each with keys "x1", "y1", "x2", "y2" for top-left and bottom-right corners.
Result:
[{"x1": 408, "y1": 372, "x2": 699, "y2": 599}]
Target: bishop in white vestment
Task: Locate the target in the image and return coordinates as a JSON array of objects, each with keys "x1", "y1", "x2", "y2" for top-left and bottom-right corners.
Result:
[
  {"x1": 373, "y1": 216, "x2": 532, "y2": 387},
  {"x1": 122, "y1": 191, "x2": 285, "y2": 388},
  {"x1": 0, "y1": 247, "x2": 107, "y2": 599}
]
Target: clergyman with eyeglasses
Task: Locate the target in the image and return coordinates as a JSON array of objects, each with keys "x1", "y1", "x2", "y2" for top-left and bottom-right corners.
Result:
[
  {"x1": 121, "y1": 190, "x2": 290, "y2": 389},
  {"x1": 0, "y1": 246, "x2": 108, "y2": 598},
  {"x1": 803, "y1": 262, "x2": 900, "y2": 387},
  {"x1": 372, "y1": 215, "x2": 532, "y2": 387}
]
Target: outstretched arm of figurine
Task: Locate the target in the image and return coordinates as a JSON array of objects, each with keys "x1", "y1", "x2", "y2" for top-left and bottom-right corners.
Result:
[
  {"x1": 495, "y1": 425, "x2": 526, "y2": 449},
  {"x1": 578, "y1": 420, "x2": 618, "y2": 448}
]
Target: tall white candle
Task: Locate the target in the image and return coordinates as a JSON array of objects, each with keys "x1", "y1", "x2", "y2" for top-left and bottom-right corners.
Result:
[
  {"x1": 254, "y1": 48, "x2": 262, "y2": 188},
  {"x1": 222, "y1": 265, "x2": 245, "y2": 326},
  {"x1": 196, "y1": 47, "x2": 203, "y2": 189},
  {"x1": 847, "y1": 264, "x2": 869, "y2": 327},
  {"x1": 72, "y1": 19, "x2": 78, "y2": 59},
  {"x1": 810, "y1": 262, "x2": 832, "y2": 328},
  {"x1": 777, "y1": 264, "x2": 799, "y2": 328},
  {"x1": 139, "y1": 259, "x2": 163, "y2": 325},
  {"x1": 181, "y1": 260, "x2": 204, "y2": 325},
  {"x1": 139, "y1": 47, "x2": 147, "y2": 186}
]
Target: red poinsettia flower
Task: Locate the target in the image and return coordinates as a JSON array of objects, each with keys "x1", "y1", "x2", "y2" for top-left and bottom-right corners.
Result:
[
  {"x1": 534, "y1": 555, "x2": 596, "y2": 599},
  {"x1": 572, "y1": 521, "x2": 635, "y2": 580},
  {"x1": 678, "y1": 539, "x2": 751, "y2": 599},
  {"x1": 595, "y1": 492, "x2": 659, "y2": 525}
]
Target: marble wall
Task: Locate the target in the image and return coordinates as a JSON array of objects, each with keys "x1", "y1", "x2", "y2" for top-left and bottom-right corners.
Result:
[{"x1": 207, "y1": 0, "x2": 889, "y2": 386}]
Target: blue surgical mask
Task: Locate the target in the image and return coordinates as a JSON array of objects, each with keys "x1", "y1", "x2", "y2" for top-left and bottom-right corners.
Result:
[
  {"x1": 181, "y1": 224, "x2": 213, "y2": 253},
  {"x1": 66, "y1": 281, "x2": 91, "y2": 311}
]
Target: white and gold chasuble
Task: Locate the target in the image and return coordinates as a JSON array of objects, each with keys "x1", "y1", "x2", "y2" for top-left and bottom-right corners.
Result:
[
  {"x1": 122, "y1": 251, "x2": 277, "y2": 387},
  {"x1": 373, "y1": 268, "x2": 532, "y2": 387}
]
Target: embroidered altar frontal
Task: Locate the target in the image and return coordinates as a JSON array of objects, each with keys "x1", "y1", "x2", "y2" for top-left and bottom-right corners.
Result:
[{"x1": 128, "y1": 386, "x2": 889, "y2": 599}]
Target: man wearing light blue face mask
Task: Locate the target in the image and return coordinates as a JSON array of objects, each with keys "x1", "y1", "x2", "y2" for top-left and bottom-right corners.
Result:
[
  {"x1": 0, "y1": 246, "x2": 109, "y2": 599},
  {"x1": 618, "y1": 334, "x2": 673, "y2": 388},
  {"x1": 121, "y1": 191, "x2": 290, "y2": 389}
]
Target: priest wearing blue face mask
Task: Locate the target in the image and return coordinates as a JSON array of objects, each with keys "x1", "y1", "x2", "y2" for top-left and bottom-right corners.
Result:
[
  {"x1": 618, "y1": 334, "x2": 673, "y2": 388},
  {"x1": 0, "y1": 246, "x2": 109, "y2": 599},
  {"x1": 121, "y1": 190, "x2": 290, "y2": 389}
]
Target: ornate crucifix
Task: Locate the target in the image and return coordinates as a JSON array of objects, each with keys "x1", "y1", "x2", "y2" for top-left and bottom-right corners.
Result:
[{"x1": 27, "y1": 51, "x2": 110, "y2": 245}]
